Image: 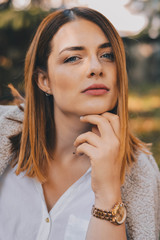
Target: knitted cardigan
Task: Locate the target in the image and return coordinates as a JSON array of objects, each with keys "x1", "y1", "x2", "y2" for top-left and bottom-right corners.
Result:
[{"x1": 0, "y1": 105, "x2": 160, "y2": 240}]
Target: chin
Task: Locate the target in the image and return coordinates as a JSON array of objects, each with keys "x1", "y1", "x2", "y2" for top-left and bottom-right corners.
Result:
[{"x1": 80, "y1": 105, "x2": 117, "y2": 116}]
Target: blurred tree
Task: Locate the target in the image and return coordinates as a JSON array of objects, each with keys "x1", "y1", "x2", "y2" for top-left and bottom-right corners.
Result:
[
  {"x1": 0, "y1": 0, "x2": 78, "y2": 10},
  {"x1": 0, "y1": 7, "x2": 49, "y2": 102},
  {"x1": 126, "y1": 0, "x2": 160, "y2": 38},
  {"x1": 0, "y1": 0, "x2": 12, "y2": 10}
]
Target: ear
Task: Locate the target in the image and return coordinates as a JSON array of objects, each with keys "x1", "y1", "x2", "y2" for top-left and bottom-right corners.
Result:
[{"x1": 36, "y1": 69, "x2": 52, "y2": 95}]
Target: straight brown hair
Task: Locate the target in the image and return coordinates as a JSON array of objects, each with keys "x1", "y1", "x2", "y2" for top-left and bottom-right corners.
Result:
[{"x1": 10, "y1": 7, "x2": 148, "y2": 183}]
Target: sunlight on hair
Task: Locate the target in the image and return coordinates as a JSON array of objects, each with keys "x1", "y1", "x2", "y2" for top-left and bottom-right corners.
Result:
[{"x1": 8, "y1": 84, "x2": 25, "y2": 105}]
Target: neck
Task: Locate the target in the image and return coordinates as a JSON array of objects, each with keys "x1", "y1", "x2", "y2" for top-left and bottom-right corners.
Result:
[{"x1": 53, "y1": 109, "x2": 91, "y2": 165}]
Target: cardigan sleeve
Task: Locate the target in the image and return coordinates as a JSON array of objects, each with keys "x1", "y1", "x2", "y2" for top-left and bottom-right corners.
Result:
[
  {"x1": 0, "y1": 105, "x2": 23, "y2": 176},
  {"x1": 0, "y1": 105, "x2": 15, "y2": 117},
  {"x1": 121, "y1": 152, "x2": 160, "y2": 240}
]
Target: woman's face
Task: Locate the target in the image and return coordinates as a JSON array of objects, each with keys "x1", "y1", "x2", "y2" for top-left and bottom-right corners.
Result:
[{"x1": 46, "y1": 18, "x2": 118, "y2": 117}]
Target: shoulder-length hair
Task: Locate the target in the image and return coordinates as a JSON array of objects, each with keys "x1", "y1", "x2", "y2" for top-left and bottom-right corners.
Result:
[{"x1": 10, "y1": 7, "x2": 147, "y2": 183}]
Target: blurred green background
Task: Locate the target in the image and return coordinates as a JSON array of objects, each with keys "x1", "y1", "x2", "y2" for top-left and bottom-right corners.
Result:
[{"x1": 0, "y1": 0, "x2": 160, "y2": 169}]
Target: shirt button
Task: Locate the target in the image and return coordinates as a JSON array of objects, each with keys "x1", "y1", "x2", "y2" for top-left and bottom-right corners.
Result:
[{"x1": 45, "y1": 217, "x2": 50, "y2": 223}]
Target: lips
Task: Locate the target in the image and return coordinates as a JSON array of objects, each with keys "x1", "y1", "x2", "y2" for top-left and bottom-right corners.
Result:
[{"x1": 82, "y1": 84, "x2": 110, "y2": 95}]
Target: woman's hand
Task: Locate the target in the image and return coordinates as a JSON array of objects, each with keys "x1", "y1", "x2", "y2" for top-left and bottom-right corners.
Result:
[{"x1": 74, "y1": 112, "x2": 122, "y2": 207}]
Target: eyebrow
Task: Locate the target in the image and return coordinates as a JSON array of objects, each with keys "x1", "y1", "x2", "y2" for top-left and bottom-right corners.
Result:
[
  {"x1": 59, "y1": 42, "x2": 111, "y2": 55},
  {"x1": 99, "y1": 42, "x2": 111, "y2": 49}
]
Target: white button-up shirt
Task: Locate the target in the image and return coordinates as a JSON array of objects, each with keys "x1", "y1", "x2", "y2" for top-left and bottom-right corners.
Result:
[{"x1": 0, "y1": 165, "x2": 94, "y2": 240}]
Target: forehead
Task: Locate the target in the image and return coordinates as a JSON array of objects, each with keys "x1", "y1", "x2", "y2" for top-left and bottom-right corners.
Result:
[{"x1": 50, "y1": 18, "x2": 109, "y2": 52}]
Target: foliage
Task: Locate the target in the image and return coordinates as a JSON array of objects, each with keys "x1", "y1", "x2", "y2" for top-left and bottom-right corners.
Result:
[
  {"x1": 129, "y1": 84, "x2": 160, "y2": 168},
  {"x1": 126, "y1": 0, "x2": 160, "y2": 39},
  {"x1": 0, "y1": 8, "x2": 51, "y2": 101},
  {"x1": 0, "y1": 7, "x2": 49, "y2": 29}
]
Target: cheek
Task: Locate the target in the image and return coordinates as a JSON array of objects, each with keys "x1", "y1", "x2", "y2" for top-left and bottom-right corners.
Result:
[{"x1": 49, "y1": 68, "x2": 76, "y2": 94}]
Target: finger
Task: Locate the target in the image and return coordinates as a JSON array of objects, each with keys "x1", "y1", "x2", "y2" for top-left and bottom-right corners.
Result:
[
  {"x1": 74, "y1": 131, "x2": 100, "y2": 148},
  {"x1": 92, "y1": 125, "x2": 101, "y2": 137},
  {"x1": 76, "y1": 142, "x2": 97, "y2": 159},
  {"x1": 80, "y1": 115, "x2": 114, "y2": 139},
  {"x1": 101, "y1": 112, "x2": 120, "y2": 139}
]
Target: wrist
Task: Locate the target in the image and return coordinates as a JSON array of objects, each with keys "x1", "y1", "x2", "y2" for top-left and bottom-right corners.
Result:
[
  {"x1": 92, "y1": 202, "x2": 127, "y2": 226},
  {"x1": 94, "y1": 191, "x2": 122, "y2": 210}
]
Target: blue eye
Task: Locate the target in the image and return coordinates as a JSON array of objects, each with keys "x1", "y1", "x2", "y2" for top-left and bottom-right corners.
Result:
[
  {"x1": 101, "y1": 53, "x2": 114, "y2": 61},
  {"x1": 64, "y1": 56, "x2": 80, "y2": 63}
]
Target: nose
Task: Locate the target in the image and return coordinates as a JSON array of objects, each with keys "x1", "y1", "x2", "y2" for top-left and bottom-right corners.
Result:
[{"x1": 87, "y1": 56, "x2": 103, "y2": 78}]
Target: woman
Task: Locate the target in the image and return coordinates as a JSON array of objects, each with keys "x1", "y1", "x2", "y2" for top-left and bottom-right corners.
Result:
[{"x1": 0, "y1": 7, "x2": 159, "y2": 240}]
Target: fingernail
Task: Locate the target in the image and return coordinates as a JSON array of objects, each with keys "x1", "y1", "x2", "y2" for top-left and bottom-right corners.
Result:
[{"x1": 80, "y1": 116, "x2": 84, "y2": 120}]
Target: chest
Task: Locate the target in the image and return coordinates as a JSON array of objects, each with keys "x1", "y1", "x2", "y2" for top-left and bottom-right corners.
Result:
[
  {"x1": 42, "y1": 181, "x2": 72, "y2": 212},
  {"x1": 42, "y1": 166, "x2": 90, "y2": 212}
]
